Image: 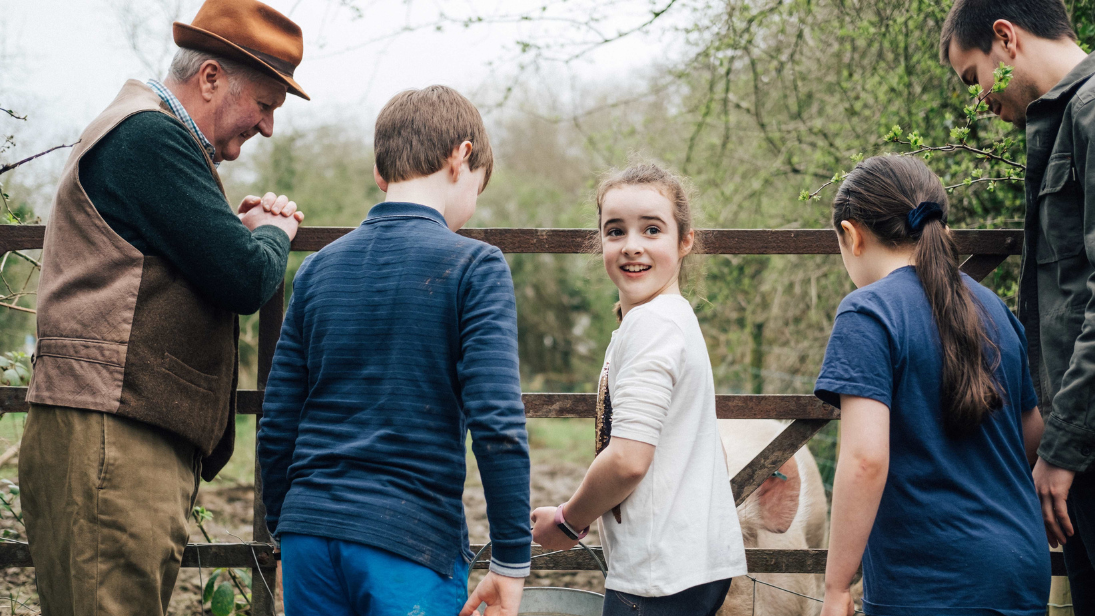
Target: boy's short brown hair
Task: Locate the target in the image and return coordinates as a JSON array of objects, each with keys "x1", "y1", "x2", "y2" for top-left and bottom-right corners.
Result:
[{"x1": 374, "y1": 85, "x2": 493, "y2": 187}]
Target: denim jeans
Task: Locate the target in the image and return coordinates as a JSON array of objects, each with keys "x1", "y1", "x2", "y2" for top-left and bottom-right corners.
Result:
[
  {"x1": 280, "y1": 533, "x2": 469, "y2": 616},
  {"x1": 1064, "y1": 470, "x2": 1095, "y2": 615},
  {"x1": 602, "y1": 578, "x2": 733, "y2": 616}
]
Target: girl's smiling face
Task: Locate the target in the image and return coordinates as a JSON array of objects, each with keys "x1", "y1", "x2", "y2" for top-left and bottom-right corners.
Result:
[{"x1": 600, "y1": 185, "x2": 694, "y2": 316}]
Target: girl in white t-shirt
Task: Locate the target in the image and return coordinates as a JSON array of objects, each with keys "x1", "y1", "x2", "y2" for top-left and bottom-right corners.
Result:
[{"x1": 531, "y1": 164, "x2": 747, "y2": 615}]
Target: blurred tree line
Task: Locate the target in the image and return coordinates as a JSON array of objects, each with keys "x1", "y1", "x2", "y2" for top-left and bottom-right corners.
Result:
[{"x1": 3, "y1": 0, "x2": 1095, "y2": 399}]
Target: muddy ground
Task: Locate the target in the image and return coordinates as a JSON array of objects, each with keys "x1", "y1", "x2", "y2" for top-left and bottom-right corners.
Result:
[{"x1": 0, "y1": 455, "x2": 605, "y2": 615}]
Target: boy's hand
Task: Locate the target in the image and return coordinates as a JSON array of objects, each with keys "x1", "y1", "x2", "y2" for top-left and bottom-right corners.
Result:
[
  {"x1": 460, "y1": 571, "x2": 523, "y2": 616},
  {"x1": 531, "y1": 506, "x2": 580, "y2": 552}
]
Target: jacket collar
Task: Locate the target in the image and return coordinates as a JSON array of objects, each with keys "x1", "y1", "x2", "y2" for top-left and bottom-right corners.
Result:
[
  {"x1": 365, "y1": 202, "x2": 449, "y2": 229},
  {"x1": 1033, "y1": 52, "x2": 1095, "y2": 106}
]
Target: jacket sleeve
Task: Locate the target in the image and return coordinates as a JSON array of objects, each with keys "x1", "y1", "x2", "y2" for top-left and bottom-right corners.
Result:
[
  {"x1": 1038, "y1": 94, "x2": 1095, "y2": 472},
  {"x1": 458, "y1": 247, "x2": 532, "y2": 577},
  {"x1": 256, "y1": 267, "x2": 310, "y2": 535}
]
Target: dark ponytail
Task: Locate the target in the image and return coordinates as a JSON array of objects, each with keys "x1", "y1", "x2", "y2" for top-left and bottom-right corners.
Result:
[{"x1": 833, "y1": 155, "x2": 1002, "y2": 438}]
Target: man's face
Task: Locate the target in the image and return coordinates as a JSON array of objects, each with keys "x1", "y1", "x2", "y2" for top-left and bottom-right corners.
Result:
[
  {"x1": 212, "y1": 75, "x2": 287, "y2": 162},
  {"x1": 948, "y1": 39, "x2": 1042, "y2": 128}
]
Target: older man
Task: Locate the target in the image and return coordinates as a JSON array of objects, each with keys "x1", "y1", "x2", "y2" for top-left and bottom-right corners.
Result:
[{"x1": 18, "y1": 1, "x2": 308, "y2": 614}]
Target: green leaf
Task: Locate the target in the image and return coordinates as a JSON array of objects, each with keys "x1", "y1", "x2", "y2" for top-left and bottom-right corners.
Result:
[
  {"x1": 967, "y1": 84, "x2": 983, "y2": 96},
  {"x1": 798, "y1": 190, "x2": 810, "y2": 201},
  {"x1": 0, "y1": 357, "x2": 9, "y2": 369},
  {"x1": 850, "y1": 152, "x2": 864, "y2": 164},
  {"x1": 203, "y1": 570, "x2": 222, "y2": 604},
  {"x1": 235, "y1": 569, "x2": 252, "y2": 588},
  {"x1": 907, "y1": 131, "x2": 923, "y2": 149},
  {"x1": 2, "y1": 370, "x2": 19, "y2": 386},
  {"x1": 992, "y1": 62, "x2": 1014, "y2": 92},
  {"x1": 211, "y1": 582, "x2": 235, "y2": 616},
  {"x1": 950, "y1": 127, "x2": 971, "y2": 142}
]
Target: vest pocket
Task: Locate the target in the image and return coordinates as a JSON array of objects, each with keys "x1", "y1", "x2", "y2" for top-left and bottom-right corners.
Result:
[{"x1": 161, "y1": 352, "x2": 219, "y2": 394}]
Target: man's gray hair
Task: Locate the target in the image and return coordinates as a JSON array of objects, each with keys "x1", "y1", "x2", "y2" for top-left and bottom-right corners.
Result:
[{"x1": 167, "y1": 48, "x2": 273, "y2": 94}]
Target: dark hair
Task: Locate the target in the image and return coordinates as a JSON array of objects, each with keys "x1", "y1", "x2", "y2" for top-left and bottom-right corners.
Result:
[
  {"x1": 833, "y1": 155, "x2": 1002, "y2": 438},
  {"x1": 940, "y1": 0, "x2": 1076, "y2": 63},
  {"x1": 374, "y1": 85, "x2": 493, "y2": 187},
  {"x1": 595, "y1": 163, "x2": 697, "y2": 322}
]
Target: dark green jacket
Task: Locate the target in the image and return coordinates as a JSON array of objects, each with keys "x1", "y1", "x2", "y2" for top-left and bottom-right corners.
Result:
[{"x1": 1021, "y1": 52, "x2": 1095, "y2": 472}]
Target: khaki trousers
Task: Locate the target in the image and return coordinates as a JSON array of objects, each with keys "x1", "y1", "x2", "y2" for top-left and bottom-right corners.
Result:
[{"x1": 19, "y1": 404, "x2": 200, "y2": 616}]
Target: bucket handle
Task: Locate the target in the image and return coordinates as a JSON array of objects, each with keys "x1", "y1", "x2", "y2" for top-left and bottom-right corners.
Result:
[{"x1": 470, "y1": 538, "x2": 608, "y2": 581}]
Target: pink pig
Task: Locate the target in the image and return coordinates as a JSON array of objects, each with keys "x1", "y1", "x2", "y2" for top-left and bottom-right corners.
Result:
[{"x1": 716, "y1": 420, "x2": 828, "y2": 616}]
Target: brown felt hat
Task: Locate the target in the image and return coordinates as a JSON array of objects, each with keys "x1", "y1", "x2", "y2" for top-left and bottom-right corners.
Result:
[{"x1": 173, "y1": 0, "x2": 309, "y2": 100}]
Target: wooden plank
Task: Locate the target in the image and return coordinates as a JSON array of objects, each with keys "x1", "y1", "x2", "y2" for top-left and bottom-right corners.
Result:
[
  {"x1": 0, "y1": 541, "x2": 1065, "y2": 575},
  {"x1": 468, "y1": 546, "x2": 1067, "y2": 575},
  {"x1": 219, "y1": 391, "x2": 839, "y2": 420},
  {"x1": 732, "y1": 419, "x2": 831, "y2": 506},
  {"x1": 0, "y1": 542, "x2": 275, "y2": 568},
  {"x1": 960, "y1": 254, "x2": 1009, "y2": 282},
  {"x1": 0, "y1": 225, "x2": 44, "y2": 253},
  {"x1": 293, "y1": 228, "x2": 1022, "y2": 255},
  {"x1": 0, "y1": 226, "x2": 1022, "y2": 256}
]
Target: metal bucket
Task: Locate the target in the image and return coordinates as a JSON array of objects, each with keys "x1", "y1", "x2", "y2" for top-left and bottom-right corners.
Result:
[
  {"x1": 478, "y1": 587, "x2": 604, "y2": 616},
  {"x1": 472, "y1": 541, "x2": 606, "y2": 616}
]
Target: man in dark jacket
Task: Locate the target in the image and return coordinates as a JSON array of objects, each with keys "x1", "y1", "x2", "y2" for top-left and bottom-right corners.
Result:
[
  {"x1": 942, "y1": 0, "x2": 1095, "y2": 609},
  {"x1": 19, "y1": 1, "x2": 307, "y2": 614}
]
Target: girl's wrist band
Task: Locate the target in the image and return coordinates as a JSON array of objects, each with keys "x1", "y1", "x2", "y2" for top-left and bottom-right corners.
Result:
[{"x1": 555, "y1": 502, "x2": 589, "y2": 540}]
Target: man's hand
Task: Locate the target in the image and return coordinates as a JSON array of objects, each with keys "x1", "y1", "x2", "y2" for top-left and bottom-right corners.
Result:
[
  {"x1": 460, "y1": 571, "x2": 523, "y2": 616},
  {"x1": 820, "y1": 588, "x2": 855, "y2": 616},
  {"x1": 531, "y1": 506, "x2": 581, "y2": 552},
  {"x1": 239, "y1": 193, "x2": 303, "y2": 241},
  {"x1": 1033, "y1": 457, "x2": 1076, "y2": 547},
  {"x1": 238, "y1": 192, "x2": 305, "y2": 222}
]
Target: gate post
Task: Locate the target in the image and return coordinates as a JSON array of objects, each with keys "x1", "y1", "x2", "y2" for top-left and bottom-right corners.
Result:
[{"x1": 252, "y1": 283, "x2": 285, "y2": 616}]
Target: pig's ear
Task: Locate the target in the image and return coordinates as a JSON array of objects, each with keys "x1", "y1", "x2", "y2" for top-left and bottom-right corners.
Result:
[{"x1": 753, "y1": 457, "x2": 801, "y2": 534}]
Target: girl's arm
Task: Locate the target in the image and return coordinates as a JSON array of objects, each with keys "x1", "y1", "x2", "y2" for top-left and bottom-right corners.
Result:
[
  {"x1": 821, "y1": 394, "x2": 890, "y2": 616},
  {"x1": 531, "y1": 437, "x2": 655, "y2": 551},
  {"x1": 1022, "y1": 406, "x2": 1044, "y2": 466}
]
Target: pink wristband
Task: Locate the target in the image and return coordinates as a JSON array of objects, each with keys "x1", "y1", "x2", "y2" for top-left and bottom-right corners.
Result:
[{"x1": 555, "y1": 503, "x2": 589, "y2": 540}]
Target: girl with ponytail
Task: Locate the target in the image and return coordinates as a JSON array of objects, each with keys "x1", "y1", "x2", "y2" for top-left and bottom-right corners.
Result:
[{"x1": 815, "y1": 156, "x2": 1050, "y2": 616}]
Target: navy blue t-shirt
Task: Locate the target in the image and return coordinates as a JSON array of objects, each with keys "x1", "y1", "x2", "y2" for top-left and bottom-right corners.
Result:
[{"x1": 815, "y1": 266, "x2": 1050, "y2": 616}]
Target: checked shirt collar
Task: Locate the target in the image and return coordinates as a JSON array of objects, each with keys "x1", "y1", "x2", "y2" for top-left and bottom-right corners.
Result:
[{"x1": 146, "y1": 79, "x2": 218, "y2": 167}]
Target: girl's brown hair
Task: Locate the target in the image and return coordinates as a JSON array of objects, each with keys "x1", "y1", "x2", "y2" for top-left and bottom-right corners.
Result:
[
  {"x1": 595, "y1": 163, "x2": 697, "y2": 322},
  {"x1": 833, "y1": 155, "x2": 1002, "y2": 438}
]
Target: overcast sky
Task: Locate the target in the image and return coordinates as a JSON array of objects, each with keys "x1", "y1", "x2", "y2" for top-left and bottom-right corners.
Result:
[{"x1": 1, "y1": 0, "x2": 685, "y2": 157}]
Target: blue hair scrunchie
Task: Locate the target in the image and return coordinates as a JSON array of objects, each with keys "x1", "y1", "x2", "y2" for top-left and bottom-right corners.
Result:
[{"x1": 907, "y1": 201, "x2": 946, "y2": 233}]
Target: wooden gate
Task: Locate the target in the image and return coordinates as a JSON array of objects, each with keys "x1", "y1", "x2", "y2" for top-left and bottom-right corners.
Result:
[{"x1": 0, "y1": 224, "x2": 1064, "y2": 615}]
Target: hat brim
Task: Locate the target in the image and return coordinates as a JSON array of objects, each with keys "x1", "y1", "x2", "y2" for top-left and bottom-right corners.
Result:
[{"x1": 173, "y1": 22, "x2": 309, "y2": 100}]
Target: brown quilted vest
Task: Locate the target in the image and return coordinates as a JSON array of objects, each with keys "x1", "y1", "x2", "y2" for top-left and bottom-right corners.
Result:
[{"x1": 26, "y1": 80, "x2": 238, "y2": 480}]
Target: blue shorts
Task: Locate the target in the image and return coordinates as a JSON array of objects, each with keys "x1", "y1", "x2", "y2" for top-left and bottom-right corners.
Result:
[{"x1": 280, "y1": 533, "x2": 469, "y2": 616}]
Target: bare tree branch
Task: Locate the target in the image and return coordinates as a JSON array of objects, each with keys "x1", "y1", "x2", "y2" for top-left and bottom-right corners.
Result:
[{"x1": 0, "y1": 141, "x2": 79, "y2": 176}]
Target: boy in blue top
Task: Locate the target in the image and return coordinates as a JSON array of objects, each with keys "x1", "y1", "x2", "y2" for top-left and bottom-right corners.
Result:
[{"x1": 258, "y1": 85, "x2": 530, "y2": 616}]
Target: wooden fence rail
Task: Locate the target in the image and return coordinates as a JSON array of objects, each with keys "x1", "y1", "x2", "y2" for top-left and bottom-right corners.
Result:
[{"x1": 1, "y1": 224, "x2": 1064, "y2": 615}]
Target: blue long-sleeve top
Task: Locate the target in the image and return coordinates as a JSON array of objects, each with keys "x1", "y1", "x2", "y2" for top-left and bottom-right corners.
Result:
[{"x1": 257, "y1": 202, "x2": 532, "y2": 577}]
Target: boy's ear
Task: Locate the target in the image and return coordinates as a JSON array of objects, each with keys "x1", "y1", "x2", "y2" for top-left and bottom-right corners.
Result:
[
  {"x1": 373, "y1": 165, "x2": 389, "y2": 193},
  {"x1": 448, "y1": 141, "x2": 474, "y2": 182}
]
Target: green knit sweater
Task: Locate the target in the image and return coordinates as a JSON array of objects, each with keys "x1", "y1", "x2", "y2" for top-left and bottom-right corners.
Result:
[{"x1": 79, "y1": 111, "x2": 290, "y2": 315}]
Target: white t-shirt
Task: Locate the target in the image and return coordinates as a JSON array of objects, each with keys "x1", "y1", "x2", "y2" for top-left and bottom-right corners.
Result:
[{"x1": 598, "y1": 294, "x2": 747, "y2": 596}]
